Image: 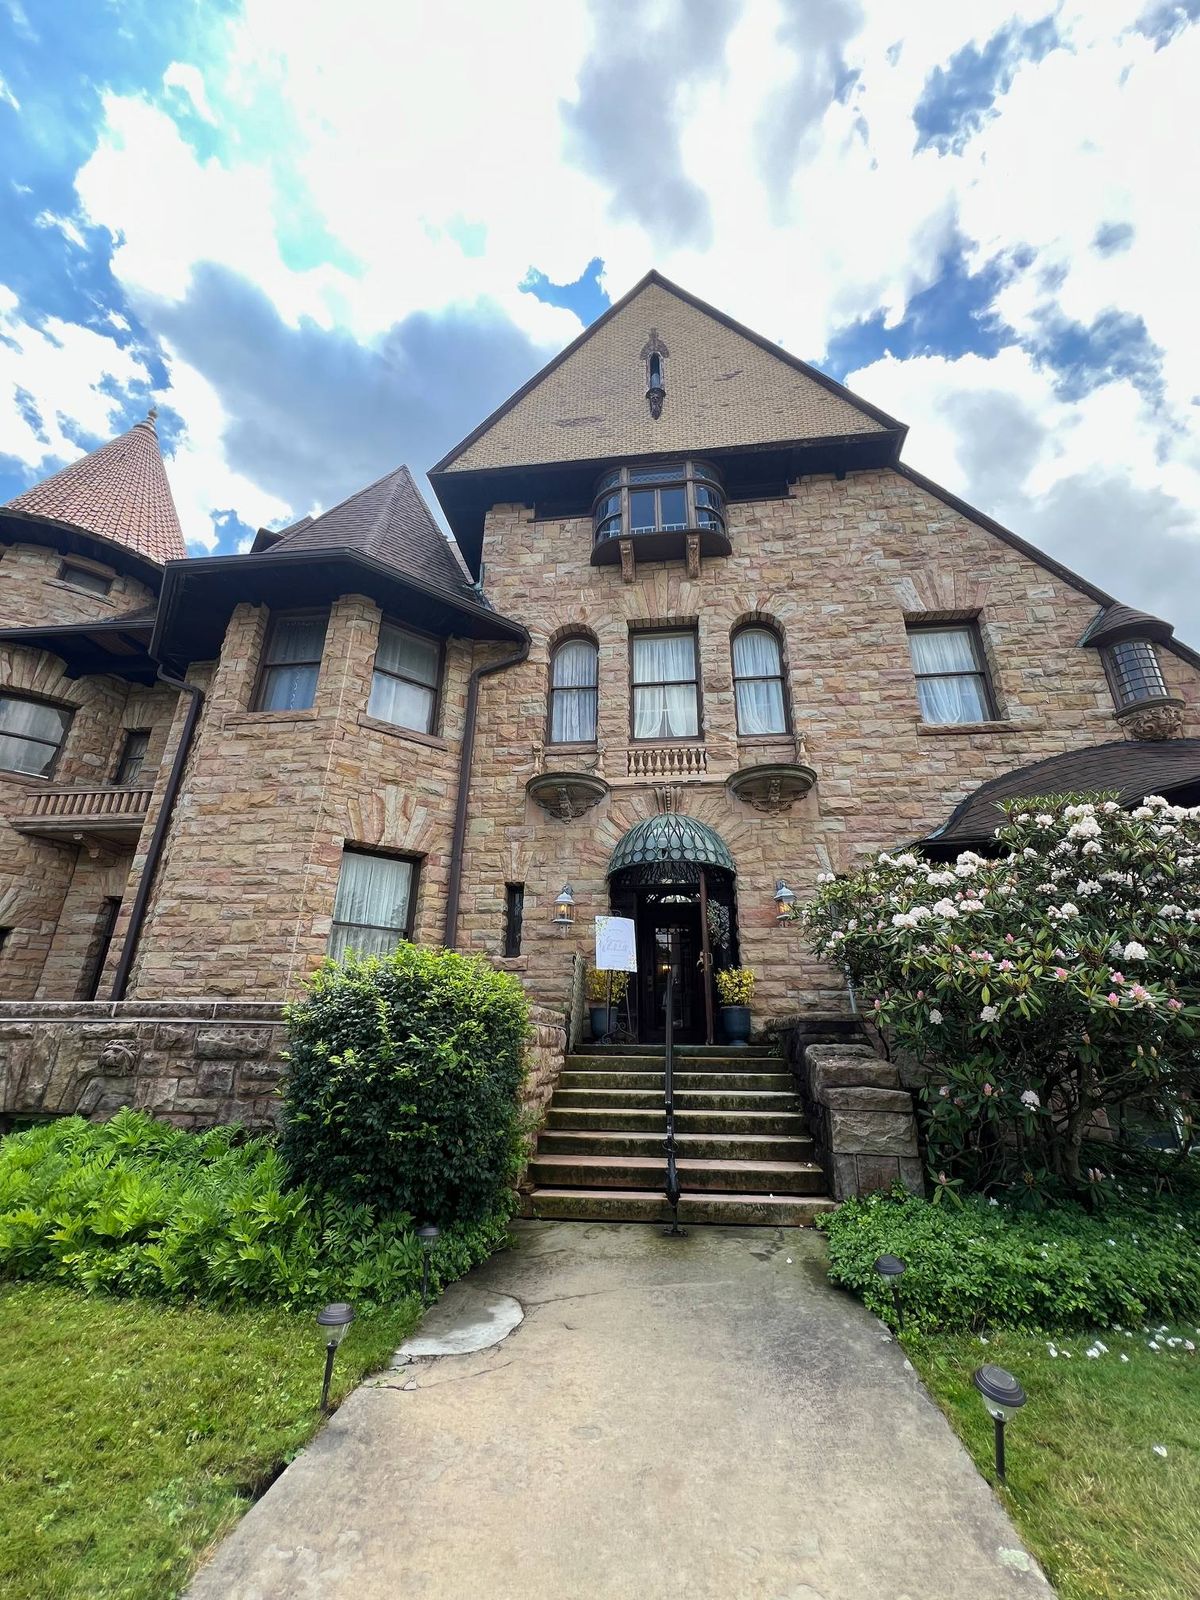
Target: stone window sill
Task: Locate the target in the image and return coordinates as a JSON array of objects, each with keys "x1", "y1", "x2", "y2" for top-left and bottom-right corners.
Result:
[
  {"x1": 545, "y1": 742, "x2": 599, "y2": 755},
  {"x1": 916, "y1": 719, "x2": 1034, "y2": 737},
  {"x1": 223, "y1": 710, "x2": 319, "y2": 727},
  {"x1": 736, "y1": 734, "x2": 797, "y2": 749},
  {"x1": 357, "y1": 713, "x2": 449, "y2": 753}
]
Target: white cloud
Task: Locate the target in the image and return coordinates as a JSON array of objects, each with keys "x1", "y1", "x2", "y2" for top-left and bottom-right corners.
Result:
[{"x1": 0, "y1": 73, "x2": 19, "y2": 112}]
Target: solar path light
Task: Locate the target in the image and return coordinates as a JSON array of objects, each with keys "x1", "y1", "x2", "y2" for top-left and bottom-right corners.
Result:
[
  {"x1": 417, "y1": 1223, "x2": 441, "y2": 1305},
  {"x1": 972, "y1": 1364, "x2": 1027, "y2": 1485},
  {"x1": 873, "y1": 1253, "x2": 907, "y2": 1333},
  {"x1": 316, "y1": 1301, "x2": 354, "y2": 1412}
]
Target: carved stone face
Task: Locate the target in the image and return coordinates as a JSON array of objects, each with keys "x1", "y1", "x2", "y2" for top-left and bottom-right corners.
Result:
[{"x1": 98, "y1": 1039, "x2": 137, "y2": 1071}]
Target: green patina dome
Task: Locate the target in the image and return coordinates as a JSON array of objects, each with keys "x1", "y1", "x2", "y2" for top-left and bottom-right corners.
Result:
[{"x1": 607, "y1": 815, "x2": 736, "y2": 877}]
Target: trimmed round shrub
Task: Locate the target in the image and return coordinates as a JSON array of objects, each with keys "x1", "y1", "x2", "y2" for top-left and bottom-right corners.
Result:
[{"x1": 280, "y1": 944, "x2": 529, "y2": 1222}]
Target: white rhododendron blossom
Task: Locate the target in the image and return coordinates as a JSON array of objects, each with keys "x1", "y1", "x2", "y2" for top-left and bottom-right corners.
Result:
[
  {"x1": 980, "y1": 1005, "x2": 999, "y2": 1022},
  {"x1": 1021, "y1": 1090, "x2": 1041, "y2": 1108},
  {"x1": 1123, "y1": 941, "x2": 1148, "y2": 961}
]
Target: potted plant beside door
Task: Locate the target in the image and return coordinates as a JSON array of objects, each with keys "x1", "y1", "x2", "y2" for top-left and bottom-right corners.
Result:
[
  {"x1": 586, "y1": 967, "x2": 628, "y2": 1041},
  {"x1": 715, "y1": 967, "x2": 755, "y2": 1048}
]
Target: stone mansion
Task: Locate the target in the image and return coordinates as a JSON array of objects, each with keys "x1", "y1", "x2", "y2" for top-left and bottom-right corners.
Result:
[{"x1": 3, "y1": 271, "x2": 1200, "y2": 1044}]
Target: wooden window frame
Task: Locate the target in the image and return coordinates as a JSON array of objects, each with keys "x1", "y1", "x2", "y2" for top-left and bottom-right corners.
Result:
[
  {"x1": 546, "y1": 633, "x2": 599, "y2": 747},
  {"x1": 628, "y1": 625, "x2": 703, "y2": 743},
  {"x1": 731, "y1": 622, "x2": 792, "y2": 737},
  {"x1": 0, "y1": 692, "x2": 73, "y2": 779},
  {"x1": 369, "y1": 618, "x2": 445, "y2": 736},
  {"x1": 592, "y1": 460, "x2": 725, "y2": 547},
  {"x1": 112, "y1": 728, "x2": 151, "y2": 786},
  {"x1": 57, "y1": 557, "x2": 114, "y2": 597},
  {"x1": 1102, "y1": 639, "x2": 1170, "y2": 708},
  {"x1": 503, "y1": 883, "x2": 525, "y2": 958},
  {"x1": 329, "y1": 846, "x2": 421, "y2": 955},
  {"x1": 906, "y1": 621, "x2": 997, "y2": 724},
  {"x1": 253, "y1": 609, "x2": 328, "y2": 713}
]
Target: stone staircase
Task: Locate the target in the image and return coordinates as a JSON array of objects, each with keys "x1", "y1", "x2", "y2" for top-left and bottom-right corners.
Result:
[{"x1": 522, "y1": 1043, "x2": 834, "y2": 1226}]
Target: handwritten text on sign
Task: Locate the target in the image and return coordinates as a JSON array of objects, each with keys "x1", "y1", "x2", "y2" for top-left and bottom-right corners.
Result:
[{"x1": 594, "y1": 915, "x2": 637, "y2": 973}]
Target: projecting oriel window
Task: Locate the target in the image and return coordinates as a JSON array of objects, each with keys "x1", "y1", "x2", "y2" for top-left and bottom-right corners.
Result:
[
  {"x1": 329, "y1": 849, "x2": 417, "y2": 961},
  {"x1": 732, "y1": 627, "x2": 788, "y2": 736},
  {"x1": 907, "y1": 624, "x2": 995, "y2": 725},
  {"x1": 0, "y1": 694, "x2": 72, "y2": 777},
  {"x1": 548, "y1": 637, "x2": 598, "y2": 743},
  {"x1": 631, "y1": 630, "x2": 700, "y2": 740},
  {"x1": 1105, "y1": 639, "x2": 1169, "y2": 707},
  {"x1": 254, "y1": 611, "x2": 328, "y2": 712},
  {"x1": 369, "y1": 622, "x2": 441, "y2": 734}
]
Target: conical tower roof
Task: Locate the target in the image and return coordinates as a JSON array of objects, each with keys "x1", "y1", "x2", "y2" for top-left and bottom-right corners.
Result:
[{"x1": 3, "y1": 409, "x2": 186, "y2": 564}]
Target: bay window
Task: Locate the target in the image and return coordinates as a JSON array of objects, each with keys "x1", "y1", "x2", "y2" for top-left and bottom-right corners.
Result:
[{"x1": 1104, "y1": 639, "x2": 1169, "y2": 707}]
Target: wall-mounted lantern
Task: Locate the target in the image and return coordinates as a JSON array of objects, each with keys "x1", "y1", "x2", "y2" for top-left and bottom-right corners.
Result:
[
  {"x1": 774, "y1": 880, "x2": 796, "y2": 921},
  {"x1": 552, "y1": 884, "x2": 576, "y2": 926}
]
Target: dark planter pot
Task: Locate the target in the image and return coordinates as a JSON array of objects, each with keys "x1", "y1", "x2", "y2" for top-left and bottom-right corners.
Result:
[
  {"x1": 720, "y1": 1005, "x2": 752, "y2": 1048},
  {"x1": 589, "y1": 1004, "x2": 617, "y2": 1041}
]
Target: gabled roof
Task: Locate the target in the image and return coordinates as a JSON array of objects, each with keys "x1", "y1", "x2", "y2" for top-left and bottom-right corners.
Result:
[
  {"x1": 2, "y1": 410, "x2": 185, "y2": 565},
  {"x1": 269, "y1": 464, "x2": 475, "y2": 595},
  {"x1": 432, "y1": 269, "x2": 904, "y2": 478},
  {"x1": 922, "y1": 739, "x2": 1200, "y2": 849}
]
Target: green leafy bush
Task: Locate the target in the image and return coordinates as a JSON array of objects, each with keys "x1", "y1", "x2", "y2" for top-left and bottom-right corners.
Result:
[
  {"x1": 801, "y1": 793, "x2": 1200, "y2": 1199},
  {"x1": 0, "y1": 1111, "x2": 511, "y2": 1310},
  {"x1": 821, "y1": 1186, "x2": 1200, "y2": 1333},
  {"x1": 280, "y1": 944, "x2": 529, "y2": 1222}
]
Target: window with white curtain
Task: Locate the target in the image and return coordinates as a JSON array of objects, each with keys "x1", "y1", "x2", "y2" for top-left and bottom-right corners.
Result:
[
  {"x1": 631, "y1": 630, "x2": 700, "y2": 739},
  {"x1": 732, "y1": 627, "x2": 788, "y2": 735},
  {"x1": 548, "y1": 637, "x2": 598, "y2": 743},
  {"x1": 369, "y1": 622, "x2": 441, "y2": 733},
  {"x1": 0, "y1": 695, "x2": 72, "y2": 777},
  {"x1": 907, "y1": 624, "x2": 994, "y2": 725},
  {"x1": 254, "y1": 612, "x2": 328, "y2": 712},
  {"x1": 329, "y1": 849, "x2": 417, "y2": 960}
]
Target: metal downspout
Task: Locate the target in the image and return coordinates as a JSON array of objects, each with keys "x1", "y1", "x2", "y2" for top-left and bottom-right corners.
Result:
[
  {"x1": 442, "y1": 631, "x2": 531, "y2": 949},
  {"x1": 109, "y1": 666, "x2": 205, "y2": 1000}
]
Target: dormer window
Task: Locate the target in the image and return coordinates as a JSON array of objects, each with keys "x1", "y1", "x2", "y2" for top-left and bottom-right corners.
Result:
[{"x1": 1104, "y1": 638, "x2": 1169, "y2": 707}]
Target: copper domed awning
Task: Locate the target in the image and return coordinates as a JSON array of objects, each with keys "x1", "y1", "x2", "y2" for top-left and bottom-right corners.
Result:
[{"x1": 607, "y1": 815, "x2": 735, "y2": 882}]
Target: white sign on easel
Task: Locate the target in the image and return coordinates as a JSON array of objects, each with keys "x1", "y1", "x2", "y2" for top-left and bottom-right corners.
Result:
[{"x1": 594, "y1": 915, "x2": 637, "y2": 973}]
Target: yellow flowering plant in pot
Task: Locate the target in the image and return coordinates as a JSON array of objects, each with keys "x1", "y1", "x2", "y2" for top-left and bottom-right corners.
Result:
[
  {"x1": 715, "y1": 967, "x2": 755, "y2": 1047},
  {"x1": 585, "y1": 967, "x2": 629, "y2": 1040}
]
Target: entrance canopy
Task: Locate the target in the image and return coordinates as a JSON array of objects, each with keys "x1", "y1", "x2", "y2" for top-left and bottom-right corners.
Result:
[{"x1": 607, "y1": 815, "x2": 735, "y2": 882}]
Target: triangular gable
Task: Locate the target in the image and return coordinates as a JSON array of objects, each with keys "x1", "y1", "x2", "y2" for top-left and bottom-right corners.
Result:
[{"x1": 433, "y1": 271, "x2": 903, "y2": 476}]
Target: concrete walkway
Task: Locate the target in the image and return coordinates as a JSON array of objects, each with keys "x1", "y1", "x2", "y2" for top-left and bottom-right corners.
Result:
[{"x1": 189, "y1": 1222, "x2": 1051, "y2": 1600}]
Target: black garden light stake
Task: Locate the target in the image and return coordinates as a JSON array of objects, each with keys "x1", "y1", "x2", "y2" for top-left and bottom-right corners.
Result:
[
  {"x1": 316, "y1": 1301, "x2": 354, "y2": 1412},
  {"x1": 417, "y1": 1223, "x2": 441, "y2": 1305},
  {"x1": 972, "y1": 1364, "x2": 1027, "y2": 1485},
  {"x1": 873, "y1": 1253, "x2": 907, "y2": 1333}
]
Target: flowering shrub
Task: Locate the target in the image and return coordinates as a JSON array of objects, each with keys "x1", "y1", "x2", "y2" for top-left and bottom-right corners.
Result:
[
  {"x1": 802, "y1": 794, "x2": 1200, "y2": 1202},
  {"x1": 715, "y1": 967, "x2": 756, "y2": 1007}
]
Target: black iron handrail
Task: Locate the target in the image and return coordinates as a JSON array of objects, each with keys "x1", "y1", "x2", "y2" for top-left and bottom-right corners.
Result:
[{"x1": 663, "y1": 970, "x2": 684, "y2": 1235}]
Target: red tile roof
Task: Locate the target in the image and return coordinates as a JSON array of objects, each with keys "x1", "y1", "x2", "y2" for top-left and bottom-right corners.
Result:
[{"x1": 2, "y1": 410, "x2": 186, "y2": 565}]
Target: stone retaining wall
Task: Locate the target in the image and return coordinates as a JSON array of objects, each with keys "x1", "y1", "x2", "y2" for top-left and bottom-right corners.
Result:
[{"x1": 783, "y1": 1025, "x2": 924, "y2": 1201}]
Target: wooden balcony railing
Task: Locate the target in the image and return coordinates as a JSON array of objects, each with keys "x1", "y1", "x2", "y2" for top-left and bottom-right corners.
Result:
[
  {"x1": 8, "y1": 784, "x2": 152, "y2": 841},
  {"x1": 627, "y1": 744, "x2": 708, "y2": 779}
]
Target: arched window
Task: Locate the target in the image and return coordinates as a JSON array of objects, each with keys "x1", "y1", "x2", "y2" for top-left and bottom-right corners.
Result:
[
  {"x1": 732, "y1": 627, "x2": 788, "y2": 736},
  {"x1": 548, "y1": 636, "x2": 598, "y2": 744},
  {"x1": 648, "y1": 352, "x2": 663, "y2": 390}
]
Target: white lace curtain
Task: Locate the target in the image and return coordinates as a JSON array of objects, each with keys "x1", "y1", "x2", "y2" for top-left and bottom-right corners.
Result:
[
  {"x1": 258, "y1": 614, "x2": 327, "y2": 712},
  {"x1": 549, "y1": 638, "x2": 598, "y2": 742},
  {"x1": 329, "y1": 851, "x2": 414, "y2": 960},
  {"x1": 632, "y1": 632, "x2": 698, "y2": 739},
  {"x1": 732, "y1": 628, "x2": 786, "y2": 735},
  {"x1": 908, "y1": 627, "x2": 989, "y2": 724}
]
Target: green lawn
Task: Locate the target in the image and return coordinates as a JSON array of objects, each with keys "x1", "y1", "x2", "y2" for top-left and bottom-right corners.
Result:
[
  {"x1": 0, "y1": 1283, "x2": 419, "y2": 1600},
  {"x1": 909, "y1": 1326, "x2": 1200, "y2": 1600}
]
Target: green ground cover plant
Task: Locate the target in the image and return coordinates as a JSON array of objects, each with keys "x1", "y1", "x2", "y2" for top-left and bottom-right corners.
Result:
[
  {"x1": 0, "y1": 1282, "x2": 418, "y2": 1600},
  {"x1": 0, "y1": 1111, "x2": 511, "y2": 1308},
  {"x1": 821, "y1": 1186, "x2": 1200, "y2": 1334},
  {"x1": 281, "y1": 943, "x2": 529, "y2": 1221},
  {"x1": 908, "y1": 1327, "x2": 1200, "y2": 1600}
]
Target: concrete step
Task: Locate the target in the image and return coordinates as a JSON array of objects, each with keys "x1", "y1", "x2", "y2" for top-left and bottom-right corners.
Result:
[
  {"x1": 535, "y1": 1130, "x2": 815, "y2": 1161},
  {"x1": 528, "y1": 1153, "x2": 826, "y2": 1195},
  {"x1": 559, "y1": 1069, "x2": 793, "y2": 1092},
  {"x1": 571, "y1": 1046, "x2": 778, "y2": 1062},
  {"x1": 521, "y1": 1187, "x2": 836, "y2": 1227},
  {"x1": 545, "y1": 1106, "x2": 810, "y2": 1135},
  {"x1": 551, "y1": 1087, "x2": 798, "y2": 1113}
]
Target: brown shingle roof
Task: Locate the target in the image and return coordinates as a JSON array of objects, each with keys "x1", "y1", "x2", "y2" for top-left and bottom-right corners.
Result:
[
  {"x1": 1079, "y1": 602, "x2": 1175, "y2": 649},
  {"x1": 3, "y1": 410, "x2": 185, "y2": 565},
  {"x1": 271, "y1": 464, "x2": 476, "y2": 598},
  {"x1": 923, "y1": 739, "x2": 1200, "y2": 847}
]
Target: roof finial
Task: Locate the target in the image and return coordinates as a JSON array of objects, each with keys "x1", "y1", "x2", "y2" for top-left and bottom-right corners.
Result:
[{"x1": 146, "y1": 404, "x2": 158, "y2": 425}]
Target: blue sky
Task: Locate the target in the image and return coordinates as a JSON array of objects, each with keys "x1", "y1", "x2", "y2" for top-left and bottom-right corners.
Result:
[{"x1": 1, "y1": 0, "x2": 1199, "y2": 633}]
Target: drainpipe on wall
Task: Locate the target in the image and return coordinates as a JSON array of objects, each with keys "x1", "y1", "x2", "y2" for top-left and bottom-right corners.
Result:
[
  {"x1": 442, "y1": 631, "x2": 531, "y2": 950},
  {"x1": 109, "y1": 665, "x2": 206, "y2": 1001}
]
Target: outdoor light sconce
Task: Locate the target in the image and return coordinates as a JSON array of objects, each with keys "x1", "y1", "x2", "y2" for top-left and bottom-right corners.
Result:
[
  {"x1": 774, "y1": 880, "x2": 796, "y2": 921},
  {"x1": 316, "y1": 1301, "x2": 355, "y2": 1412},
  {"x1": 873, "y1": 1254, "x2": 907, "y2": 1333},
  {"x1": 416, "y1": 1223, "x2": 441, "y2": 1305},
  {"x1": 552, "y1": 883, "x2": 576, "y2": 926},
  {"x1": 972, "y1": 1364, "x2": 1027, "y2": 1485}
]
